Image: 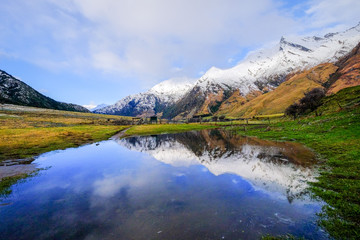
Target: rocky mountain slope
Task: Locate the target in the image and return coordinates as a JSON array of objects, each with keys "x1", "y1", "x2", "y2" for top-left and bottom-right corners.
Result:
[
  {"x1": 165, "y1": 23, "x2": 360, "y2": 119},
  {"x1": 89, "y1": 104, "x2": 108, "y2": 112},
  {"x1": 96, "y1": 23, "x2": 360, "y2": 119},
  {"x1": 217, "y1": 41, "x2": 360, "y2": 118},
  {"x1": 325, "y1": 42, "x2": 360, "y2": 95},
  {"x1": 218, "y1": 63, "x2": 338, "y2": 117},
  {"x1": 95, "y1": 78, "x2": 195, "y2": 117},
  {"x1": 0, "y1": 70, "x2": 89, "y2": 112}
]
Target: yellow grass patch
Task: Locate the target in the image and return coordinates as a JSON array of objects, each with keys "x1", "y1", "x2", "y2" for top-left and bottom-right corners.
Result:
[
  {"x1": 218, "y1": 63, "x2": 338, "y2": 118},
  {"x1": 0, "y1": 105, "x2": 130, "y2": 161}
]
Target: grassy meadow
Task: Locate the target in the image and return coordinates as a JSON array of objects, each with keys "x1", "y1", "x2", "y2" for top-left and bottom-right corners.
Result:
[
  {"x1": 0, "y1": 104, "x2": 219, "y2": 162},
  {"x1": 229, "y1": 86, "x2": 360, "y2": 239},
  {"x1": 0, "y1": 104, "x2": 131, "y2": 161}
]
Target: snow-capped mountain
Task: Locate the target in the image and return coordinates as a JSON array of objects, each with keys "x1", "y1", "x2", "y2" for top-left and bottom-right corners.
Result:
[
  {"x1": 96, "y1": 23, "x2": 360, "y2": 118},
  {"x1": 197, "y1": 23, "x2": 360, "y2": 94},
  {"x1": 82, "y1": 103, "x2": 108, "y2": 111},
  {"x1": 95, "y1": 77, "x2": 195, "y2": 116},
  {"x1": 165, "y1": 23, "x2": 360, "y2": 118},
  {"x1": 147, "y1": 78, "x2": 195, "y2": 103},
  {"x1": 115, "y1": 130, "x2": 318, "y2": 201},
  {"x1": 89, "y1": 104, "x2": 108, "y2": 112}
]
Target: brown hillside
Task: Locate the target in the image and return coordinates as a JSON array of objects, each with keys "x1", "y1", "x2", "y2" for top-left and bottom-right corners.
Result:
[
  {"x1": 327, "y1": 42, "x2": 360, "y2": 95},
  {"x1": 217, "y1": 63, "x2": 338, "y2": 118},
  {"x1": 216, "y1": 89, "x2": 261, "y2": 115},
  {"x1": 197, "y1": 89, "x2": 226, "y2": 115}
]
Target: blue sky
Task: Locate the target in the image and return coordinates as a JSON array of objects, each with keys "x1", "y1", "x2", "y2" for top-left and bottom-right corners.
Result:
[{"x1": 0, "y1": 0, "x2": 359, "y2": 108}]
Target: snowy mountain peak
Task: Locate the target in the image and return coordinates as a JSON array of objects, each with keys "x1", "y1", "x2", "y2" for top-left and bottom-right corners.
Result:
[
  {"x1": 197, "y1": 67, "x2": 223, "y2": 84},
  {"x1": 207, "y1": 66, "x2": 222, "y2": 74},
  {"x1": 344, "y1": 21, "x2": 360, "y2": 33},
  {"x1": 148, "y1": 77, "x2": 195, "y2": 100},
  {"x1": 279, "y1": 37, "x2": 313, "y2": 52},
  {"x1": 194, "y1": 23, "x2": 360, "y2": 96},
  {"x1": 96, "y1": 23, "x2": 360, "y2": 118},
  {"x1": 90, "y1": 104, "x2": 108, "y2": 112},
  {"x1": 94, "y1": 77, "x2": 196, "y2": 116}
]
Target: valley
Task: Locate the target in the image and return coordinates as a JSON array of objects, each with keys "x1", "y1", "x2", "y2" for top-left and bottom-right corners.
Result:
[
  {"x1": 1, "y1": 20, "x2": 360, "y2": 240},
  {"x1": 1, "y1": 86, "x2": 359, "y2": 239}
]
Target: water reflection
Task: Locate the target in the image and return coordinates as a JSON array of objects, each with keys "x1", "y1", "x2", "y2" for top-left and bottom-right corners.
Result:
[
  {"x1": 0, "y1": 129, "x2": 326, "y2": 240},
  {"x1": 116, "y1": 129, "x2": 318, "y2": 202}
]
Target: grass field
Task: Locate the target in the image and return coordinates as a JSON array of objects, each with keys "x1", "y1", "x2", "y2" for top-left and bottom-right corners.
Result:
[
  {"x1": 253, "y1": 113, "x2": 285, "y2": 118},
  {"x1": 229, "y1": 86, "x2": 360, "y2": 239},
  {"x1": 0, "y1": 104, "x2": 130, "y2": 161},
  {"x1": 0, "y1": 104, "x2": 220, "y2": 161}
]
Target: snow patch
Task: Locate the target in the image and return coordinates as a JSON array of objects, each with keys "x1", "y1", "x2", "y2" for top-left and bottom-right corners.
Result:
[{"x1": 195, "y1": 24, "x2": 360, "y2": 95}]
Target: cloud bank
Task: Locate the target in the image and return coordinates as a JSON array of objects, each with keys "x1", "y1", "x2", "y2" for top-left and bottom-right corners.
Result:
[{"x1": 0, "y1": 0, "x2": 359, "y2": 86}]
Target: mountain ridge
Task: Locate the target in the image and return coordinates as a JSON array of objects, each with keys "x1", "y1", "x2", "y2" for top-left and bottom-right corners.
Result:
[
  {"x1": 217, "y1": 63, "x2": 338, "y2": 117},
  {"x1": 0, "y1": 70, "x2": 89, "y2": 113},
  {"x1": 325, "y1": 41, "x2": 360, "y2": 95},
  {"x1": 94, "y1": 77, "x2": 195, "y2": 117},
  {"x1": 167, "y1": 23, "x2": 360, "y2": 119},
  {"x1": 95, "y1": 23, "x2": 360, "y2": 118},
  {"x1": 216, "y1": 41, "x2": 360, "y2": 117}
]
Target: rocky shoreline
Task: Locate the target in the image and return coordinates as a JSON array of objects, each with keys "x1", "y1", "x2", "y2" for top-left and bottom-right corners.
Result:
[
  {"x1": 0, "y1": 158, "x2": 37, "y2": 180},
  {"x1": 0, "y1": 158, "x2": 34, "y2": 166}
]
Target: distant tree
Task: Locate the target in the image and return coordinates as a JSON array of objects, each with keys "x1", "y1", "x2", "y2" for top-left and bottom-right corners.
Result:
[
  {"x1": 285, "y1": 102, "x2": 300, "y2": 120},
  {"x1": 299, "y1": 88, "x2": 325, "y2": 116},
  {"x1": 285, "y1": 88, "x2": 325, "y2": 119}
]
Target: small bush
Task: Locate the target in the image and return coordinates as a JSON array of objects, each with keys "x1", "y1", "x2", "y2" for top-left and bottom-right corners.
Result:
[
  {"x1": 299, "y1": 88, "x2": 325, "y2": 114},
  {"x1": 285, "y1": 103, "x2": 301, "y2": 120}
]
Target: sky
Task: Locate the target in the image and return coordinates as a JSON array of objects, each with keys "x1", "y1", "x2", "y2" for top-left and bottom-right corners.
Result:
[{"x1": 0, "y1": 0, "x2": 359, "y2": 109}]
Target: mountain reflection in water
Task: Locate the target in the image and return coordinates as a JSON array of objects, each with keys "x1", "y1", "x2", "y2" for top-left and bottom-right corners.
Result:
[
  {"x1": 116, "y1": 129, "x2": 318, "y2": 202},
  {"x1": 0, "y1": 129, "x2": 326, "y2": 240}
]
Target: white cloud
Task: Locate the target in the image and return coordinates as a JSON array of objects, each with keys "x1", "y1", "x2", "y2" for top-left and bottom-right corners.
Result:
[
  {"x1": 305, "y1": 0, "x2": 360, "y2": 29},
  {"x1": 0, "y1": 0, "x2": 359, "y2": 88},
  {"x1": 82, "y1": 104, "x2": 97, "y2": 110}
]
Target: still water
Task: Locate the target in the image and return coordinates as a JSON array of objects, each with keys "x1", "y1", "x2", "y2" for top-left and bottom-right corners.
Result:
[{"x1": 0, "y1": 129, "x2": 327, "y2": 239}]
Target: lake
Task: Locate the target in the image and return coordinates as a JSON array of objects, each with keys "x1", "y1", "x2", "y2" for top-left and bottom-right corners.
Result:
[{"x1": 0, "y1": 129, "x2": 327, "y2": 239}]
